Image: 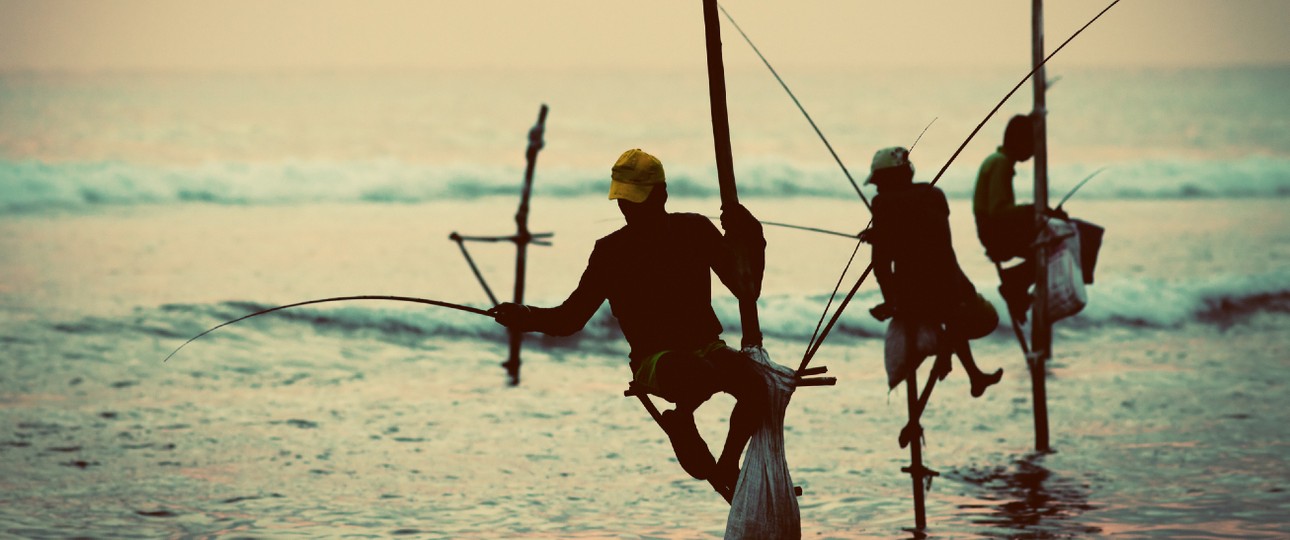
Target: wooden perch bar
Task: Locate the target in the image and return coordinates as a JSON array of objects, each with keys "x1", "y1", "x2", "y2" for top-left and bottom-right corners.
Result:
[
  {"x1": 450, "y1": 232, "x2": 553, "y2": 246},
  {"x1": 797, "y1": 365, "x2": 828, "y2": 377}
]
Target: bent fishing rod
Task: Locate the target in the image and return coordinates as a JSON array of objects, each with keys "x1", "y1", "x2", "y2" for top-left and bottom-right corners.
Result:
[
  {"x1": 164, "y1": 295, "x2": 493, "y2": 363},
  {"x1": 798, "y1": 0, "x2": 1123, "y2": 372},
  {"x1": 1057, "y1": 167, "x2": 1106, "y2": 210}
]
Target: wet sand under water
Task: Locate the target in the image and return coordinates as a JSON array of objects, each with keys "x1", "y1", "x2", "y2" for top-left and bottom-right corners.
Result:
[{"x1": 1, "y1": 199, "x2": 1288, "y2": 538}]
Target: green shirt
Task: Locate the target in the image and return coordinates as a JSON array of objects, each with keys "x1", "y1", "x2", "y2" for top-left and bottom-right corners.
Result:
[{"x1": 973, "y1": 146, "x2": 1018, "y2": 223}]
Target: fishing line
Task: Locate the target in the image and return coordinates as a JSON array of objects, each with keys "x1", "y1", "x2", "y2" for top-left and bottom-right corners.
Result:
[
  {"x1": 719, "y1": 3, "x2": 944, "y2": 361},
  {"x1": 702, "y1": 216, "x2": 859, "y2": 240},
  {"x1": 799, "y1": 0, "x2": 1123, "y2": 371},
  {"x1": 714, "y1": 0, "x2": 872, "y2": 356},
  {"x1": 164, "y1": 295, "x2": 493, "y2": 363},
  {"x1": 717, "y1": 2, "x2": 870, "y2": 210}
]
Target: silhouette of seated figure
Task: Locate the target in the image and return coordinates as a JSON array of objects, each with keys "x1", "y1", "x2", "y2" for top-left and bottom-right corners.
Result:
[
  {"x1": 863, "y1": 146, "x2": 1003, "y2": 397},
  {"x1": 974, "y1": 114, "x2": 1049, "y2": 323},
  {"x1": 493, "y1": 148, "x2": 767, "y2": 500}
]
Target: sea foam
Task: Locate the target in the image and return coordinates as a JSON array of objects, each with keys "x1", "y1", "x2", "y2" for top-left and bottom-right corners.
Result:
[
  {"x1": 3, "y1": 155, "x2": 1289, "y2": 213},
  {"x1": 127, "y1": 270, "x2": 1290, "y2": 356}
]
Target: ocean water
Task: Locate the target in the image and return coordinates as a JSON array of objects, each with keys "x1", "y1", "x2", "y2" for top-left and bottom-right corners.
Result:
[
  {"x1": 1, "y1": 67, "x2": 1288, "y2": 538},
  {"x1": 3, "y1": 67, "x2": 1289, "y2": 212}
]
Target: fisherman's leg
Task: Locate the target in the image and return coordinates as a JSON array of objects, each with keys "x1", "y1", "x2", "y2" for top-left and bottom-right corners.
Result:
[
  {"x1": 993, "y1": 205, "x2": 1039, "y2": 319},
  {"x1": 998, "y1": 257, "x2": 1035, "y2": 323},
  {"x1": 932, "y1": 340, "x2": 954, "y2": 381},
  {"x1": 707, "y1": 347, "x2": 769, "y2": 490},
  {"x1": 710, "y1": 394, "x2": 763, "y2": 490},
  {"x1": 950, "y1": 336, "x2": 1002, "y2": 398},
  {"x1": 652, "y1": 351, "x2": 721, "y2": 481}
]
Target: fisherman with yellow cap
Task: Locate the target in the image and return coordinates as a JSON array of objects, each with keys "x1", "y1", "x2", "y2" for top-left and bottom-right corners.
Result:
[
  {"x1": 863, "y1": 146, "x2": 1004, "y2": 397},
  {"x1": 493, "y1": 148, "x2": 767, "y2": 499}
]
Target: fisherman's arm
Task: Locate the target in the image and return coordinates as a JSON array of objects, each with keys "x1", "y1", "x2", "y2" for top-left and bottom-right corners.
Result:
[
  {"x1": 870, "y1": 233, "x2": 899, "y2": 319},
  {"x1": 866, "y1": 199, "x2": 898, "y2": 321},
  {"x1": 493, "y1": 248, "x2": 607, "y2": 336}
]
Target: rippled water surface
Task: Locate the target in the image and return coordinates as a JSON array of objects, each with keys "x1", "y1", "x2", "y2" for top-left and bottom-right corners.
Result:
[{"x1": 2, "y1": 199, "x2": 1288, "y2": 538}]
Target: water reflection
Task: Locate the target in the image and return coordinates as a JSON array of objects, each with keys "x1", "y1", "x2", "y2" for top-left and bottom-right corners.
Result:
[{"x1": 946, "y1": 452, "x2": 1101, "y2": 538}]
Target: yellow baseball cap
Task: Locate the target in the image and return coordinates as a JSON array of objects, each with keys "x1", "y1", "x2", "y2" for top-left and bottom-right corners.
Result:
[{"x1": 609, "y1": 148, "x2": 665, "y2": 203}]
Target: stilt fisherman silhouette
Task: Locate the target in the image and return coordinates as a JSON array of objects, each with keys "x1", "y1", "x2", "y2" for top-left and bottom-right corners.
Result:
[
  {"x1": 863, "y1": 146, "x2": 1004, "y2": 397},
  {"x1": 492, "y1": 148, "x2": 767, "y2": 499}
]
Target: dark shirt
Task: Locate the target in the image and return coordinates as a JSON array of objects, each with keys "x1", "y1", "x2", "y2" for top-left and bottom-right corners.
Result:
[
  {"x1": 870, "y1": 183, "x2": 976, "y2": 320},
  {"x1": 528, "y1": 212, "x2": 752, "y2": 361}
]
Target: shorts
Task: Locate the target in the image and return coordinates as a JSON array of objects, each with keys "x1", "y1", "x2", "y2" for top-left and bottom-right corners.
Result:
[
  {"x1": 631, "y1": 340, "x2": 731, "y2": 406},
  {"x1": 980, "y1": 204, "x2": 1039, "y2": 261}
]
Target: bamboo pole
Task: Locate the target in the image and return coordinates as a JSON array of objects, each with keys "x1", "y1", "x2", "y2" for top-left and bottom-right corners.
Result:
[
  {"x1": 504, "y1": 104, "x2": 549, "y2": 386},
  {"x1": 702, "y1": 0, "x2": 762, "y2": 349},
  {"x1": 1030, "y1": 0, "x2": 1052, "y2": 452}
]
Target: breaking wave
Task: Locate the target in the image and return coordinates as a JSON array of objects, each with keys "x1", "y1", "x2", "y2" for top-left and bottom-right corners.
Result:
[
  {"x1": 79, "y1": 271, "x2": 1290, "y2": 357},
  {"x1": 3, "y1": 155, "x2": 1289, "y2": 213}
]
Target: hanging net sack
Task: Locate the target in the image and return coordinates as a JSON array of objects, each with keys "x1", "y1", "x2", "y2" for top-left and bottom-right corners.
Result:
[
  {"x1": 1045, "y1": 218, "x2": 1088, "y2": 322},
  {"x1": 725, "y1": 347, "x2": 801, "y2": 539}
]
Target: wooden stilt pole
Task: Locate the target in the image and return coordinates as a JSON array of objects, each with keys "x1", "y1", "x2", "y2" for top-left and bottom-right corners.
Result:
[
  {"x1": 904, "y1": 369, "x2": 927, "y2": 530},
  {"x1": 503, "y1": 104, "x2": 549, "y2": 386},
  {"x1": 897, "y1": 351, "x2": 951, "y2": 449},
  {"x1": 1030, "y1": 0, "x2": 1052, "y2": 452}
]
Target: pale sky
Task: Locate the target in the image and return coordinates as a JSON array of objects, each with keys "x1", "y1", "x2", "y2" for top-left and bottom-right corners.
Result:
[{"x1": 0, "y1": 0, "x2": 1287, "y2": 72}]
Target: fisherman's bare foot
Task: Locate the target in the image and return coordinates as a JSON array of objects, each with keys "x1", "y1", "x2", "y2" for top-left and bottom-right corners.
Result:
[
  {"x1": 970, "y1": 368, "x2": 1004, "y2": 398},
  {"x1": 898, "y1": 423, "x2": 919, "y2": 448},
  {"x1": 933, "y1": 354, "x2": 953, "y2": 381}
]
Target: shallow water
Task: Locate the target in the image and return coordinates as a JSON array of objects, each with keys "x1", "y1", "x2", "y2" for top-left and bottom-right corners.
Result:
[
  {"x1": 1, "y1": 198, "x2": 1288, "y2": 538},
  {"x1": 2, "y1": 321, "x2": 1286, "y2": 538}
]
